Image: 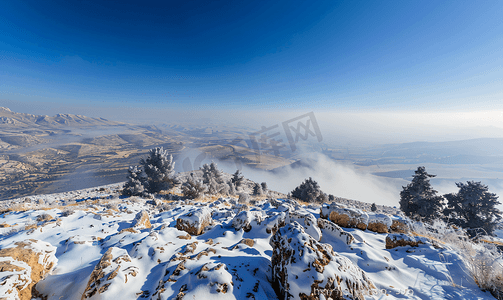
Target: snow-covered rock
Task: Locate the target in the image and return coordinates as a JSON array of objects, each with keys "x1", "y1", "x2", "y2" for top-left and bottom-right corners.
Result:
[
  {"x1": 176, "y1": 207, "x2": 212, "y2": 235},
  {"x1": 269, "y1": 222, "x2": 376, "y2": 300},
  {"x1": 385, "y1": 233, "x2": 428, "y2": 249},
  {"x1": 285, "y1": 211, "x2": 322, "y2": 241},
  {"x1": 328, "y1": 206, "x2": 369, "y2": 230},
  {"x1": 231, "y1": 210, "x2": 264, "y2": 232},
  {"x1": 0, "y1": 239, "x2": 57, "y2": 300},
  {"x1": 132, "y1": 210, "x2": 151, "y2": 229},
  {"x1": 367, "y1": 213, "x2": 392, "y2": 233},
  {"x1": 317, "y1": 218, "x2": 354, "y2": 245},
  {"x1": 81, "y1": 247, "x2": 139, "y2": 299},
  {"x1": 389, "y1": 217, "x2": 410, "y2": 233}
]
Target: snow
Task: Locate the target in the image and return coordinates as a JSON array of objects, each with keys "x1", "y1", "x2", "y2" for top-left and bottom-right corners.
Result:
[{"x1": 0, "y1": 184, "x2": 497, "y2": 299}]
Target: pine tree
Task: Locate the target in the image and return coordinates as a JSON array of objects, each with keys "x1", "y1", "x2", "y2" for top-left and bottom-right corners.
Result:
[
  {"x1": 201, "y1": 161, "x2": 223, "y2": 184},
  {"x1": 228, "y1": 181, "x2": 236, "y2": 195},
  {"x1": 444, "y1": 181, "x2": 502, "y2": 236},
  {"x1": 371, "y1": 203, "x2": 377, "y2": 212},
  {"x1": 231, "y1": 170, "x2": 244, "y2": 187},
  {"x1": 253, "y1": 182, "x2": 264, "y2": 196},
  {"x1": 122, "y1": 166, "x2": 147, "y2": 196},
  {"x1": 261, "y1": 182, "x2": 268, "y2": 193},
  {"x1": 290, "y1": 177, "x2": 327, "y2": 203},
  {"x1": 399, "y1": 166, "x2": 443, "y2": 222},
  {"x1": 181, "y1": 173, "x2": 207, "y2": 199},
  {"x1": 140, "y1": 147, "x2": 176, "y2": 193}
]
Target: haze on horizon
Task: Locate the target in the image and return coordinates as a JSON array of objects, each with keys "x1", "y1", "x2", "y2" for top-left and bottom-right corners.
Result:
[{"x1": 1, "y1": 1, "x2": 502, "y2": 138}]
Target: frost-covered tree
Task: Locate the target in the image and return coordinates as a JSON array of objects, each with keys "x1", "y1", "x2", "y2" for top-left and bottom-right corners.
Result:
[
  {"x1": 261, "y1": 182, "x2": 268, "y2": 193},
  {"x1": 181, "y1": 173, "x2": 207, "y2": 199},
  {"x1": 371, "y1": 203, "x2": 377, "y2": 212},
  {"x1": 231, "y1": 170, "x2": 244, "y2": 188},
  {"x1": 253, "y1": 182, "x2": 264, "y2": 196},
  {"x1": 290, "y1": 177, "x2": 327, "y2": 203},
  {"x1": 122, "y1": 166, "x2": 147, "y2": 196},
  {"x1": 140, "y1": 147, "x2": 176, "y2": 193},
  {"x1": 238, "y1": 193, "x2": 250, "y2": 204},
  {"x1": 444, "y1": 181, "x2": 502, "y2": 236},
  {"x1": 201, "y1": 161, "x2": 223, "y2": 184},
  {"x1": 399, "y1": 167, "x2": 443, "y2": 222},
  {"x1": 228, "y1": 181, "x2": 236, "y2": 196}
]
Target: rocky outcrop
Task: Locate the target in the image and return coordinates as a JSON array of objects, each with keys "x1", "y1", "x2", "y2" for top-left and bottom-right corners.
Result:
[
  {"x1": 132, "y1": 210, "x2": 151, "y2": 229},
  {"x1": 176, "y1": 207, "x2": 212, "y2": 235},
  {"x1": 366, "y1": 213, "x2": 392, "y2": 233},
  {"x1": 389, "y1": 218, "x2": 410, "y2": 233},
  {"x1": 0, "y1": 239, "x2": 57, "y2": 300},
  {"x1": 285, "y1": 211, "x2": 322, "y2": 241},
  {"x1": 82, "y1": 247, "x2": 139, "y2": 299},
  {"x1": 270, "y1": 222, "x2": 376, "y2": 300},
  {"x1": 317, "y1": 218, "x2": 354, "y2": 245},
  {"x1": 231, "y1": 210, "x2": 264, "y2": 232},
  {"x1": 329, "y1": 207, "x2": 369, "y2": 231},
  {"x1": 385, "y1": 233, "x2": 428, "y2": 249}
]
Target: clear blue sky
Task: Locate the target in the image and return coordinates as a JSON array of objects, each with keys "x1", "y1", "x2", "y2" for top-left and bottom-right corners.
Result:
[{"x1": 1, "y1": 1, "x2": 502, "y2": 114}]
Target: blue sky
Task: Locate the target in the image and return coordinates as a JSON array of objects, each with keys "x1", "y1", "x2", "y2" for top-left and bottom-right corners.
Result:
[{"x1": 1, "y1": 0, "x2": 502, "y2": 116}]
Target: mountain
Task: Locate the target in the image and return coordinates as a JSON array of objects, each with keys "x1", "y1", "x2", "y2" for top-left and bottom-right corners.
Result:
[
  {"x1": 0, "y1": 107, "x2": 123, "y2": 128},
  {"x1": 0, "y1": 182, "x2": 499, "y2": 299}
]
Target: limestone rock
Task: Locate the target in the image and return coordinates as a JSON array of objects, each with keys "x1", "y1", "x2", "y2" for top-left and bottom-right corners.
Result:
[
  {"x1": 176, "y1": 207, "x2": 212, "y2": 235},
  {"x1": 82, "y1": 247, "x2": 138, "y2": 299},
  {"x1": 317, "y1": 218, "x2": 354, "y2": 245},
  {"x1": 0, "y1": 239, "x2": 57, "y2": 300},
  {"x1": 270, "y1": 222, "x2": 376, "y2": 300},
  {"x1": 326, "y1": 206, "x2": 369, "y2": 230},
  {"x1": 366, "y1": 213, "x2": 392, "y2": 233},
  {"x1": 385, "y1": 233, "x2": 427, "y2": 249},
  {"x1": 390, "y1": 218, "x2": 410, "y2": 233},
  {"x1": 132, "y1": 210, "x2": 151, "y2": 229},
  {"x1": 231, "y1": 210, "x2": 264, "y2": 232},
  {"x1": 286, "y1": 211, "x2": 322, "y2": 241}
]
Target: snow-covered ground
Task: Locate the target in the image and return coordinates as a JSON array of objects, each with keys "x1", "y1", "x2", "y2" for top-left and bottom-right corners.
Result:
[{"x1": 0, "y1": 185, "x2": 498, "y2": 299}]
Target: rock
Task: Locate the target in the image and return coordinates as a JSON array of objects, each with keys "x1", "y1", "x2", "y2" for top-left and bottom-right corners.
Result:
[
  {"x1": 0, "y1": 239, "x2": 58, "y2": 300},
  {"x1": 270, "y1": 222, "x2": 376, "y2": 300},
  {"x1": 132, "y1": 210, "x2": 151, "y2": 229},
  {"x1": 231, "y1": 210, "x2": 264, "y2": 232},
  {"x1": 319, "y1": 202, "x2": 340, "y2": 219},
  {"x1": 328, "y1": 207, "x2": 369, "y2": 230},
  {"x1": 176, "y1": 207, "x2": 212, "y2": 235},
  {"x1": 264, "y1": 212, "x2": 287, "y2": 235},
  {"x1": 366, "y1": 213, "x2": 392, "y2": 233},
  {"x1": 390, "y1": 218, "x2": 410, "y2": 233},
  {"x1": 385, "y1": 233, "x2": 428, "y2": 249},
  {"x1": 286, "y1": 211, "x2": 322, "y2": 241},
  {"x1": 317, "y1": 218, "x2": 354, "y2": 245},
  {"x1": 82, "y1": 247, "x2": 139, "y2": 299},
  {"x1": 240, "y1": 238, "x2": 255, "y2": 247},
  {"x1": 153, "y1": 261, "x2": 233, "y2": 299}
]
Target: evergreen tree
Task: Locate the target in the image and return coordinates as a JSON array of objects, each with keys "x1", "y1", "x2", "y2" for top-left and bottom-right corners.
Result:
[
  {"x1": 140, "y1": 147, "x2": 176, "y2": 193},
  {"x1": 231, "y1": 170, "x2": 244, "y2": 187},
  {"x1": 261, "y1": 182, "x2": 268, "y2": 193},
  {"x1": 201, "y1": 161, "x2": 223, "y2": 184},
  {"x1": 399, "y1": 166, "x2": 443, "y2": 222},
  {"x1": 122, "y1": 166, "x2": 147, "y2": 196},
  {"x1": 253, "y1": 182, "x2": 264, "y2": 196},
  {"x1": 290, "y1": 177, "x2": 327, "y2": 203},
  {"x1": 228, "y1": 181, "x2": 236, "y2": 196},
  {"x1": 371, "y1": 203, "x2": 377, "y2": 212},
  {"x1": 444, "y1": 181, "x2": 502, "y2": 236},
  {"x1": 181, "y1": 173, "x2": 207, "y2": 199}
]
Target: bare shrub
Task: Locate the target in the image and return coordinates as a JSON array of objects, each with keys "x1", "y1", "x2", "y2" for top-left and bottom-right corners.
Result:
[{"x1": 36, "y1": 213, "x2": 53, "y2": 222}]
